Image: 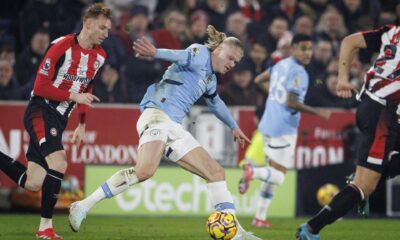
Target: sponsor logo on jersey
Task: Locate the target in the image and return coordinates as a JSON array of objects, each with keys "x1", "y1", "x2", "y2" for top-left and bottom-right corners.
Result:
[
  {"x1": 94, "y1": 60, "x2": 100, "y2": 69},
  {"x1": 63, "y1": 73, "x2": 92, "y2": 84}
]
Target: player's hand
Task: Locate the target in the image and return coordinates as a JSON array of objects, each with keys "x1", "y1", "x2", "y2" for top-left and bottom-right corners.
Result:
[
  {"x1": 336, "y1": 80, "x2": 358, "y2": 98},
  {"x1": 133, "y1": 37, "x2": 156, "y2": 60},
  {"x1": 71, "y1": 123, "x2": 85, "y2": 147},
  {"x1": 231, "y1": 128, "x2": 251, "y2": 148},
  {"x1": 316, "y1": 108, "x2": 332, "y2": 120},
  {"x1": 70, "y1": 93, "x2": 100, "y2": 107}
]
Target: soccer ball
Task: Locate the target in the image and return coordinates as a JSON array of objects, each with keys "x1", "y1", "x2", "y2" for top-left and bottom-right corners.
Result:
[
  {"x1": 316, "y1": 183, "x2": 340, "y2": 206},
  {"x1": 206, "y1": 212, "x2": 238, "y2": 240}
]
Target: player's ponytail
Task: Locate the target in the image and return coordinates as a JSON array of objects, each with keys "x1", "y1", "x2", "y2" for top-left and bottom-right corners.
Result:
[{"x1": 205, "y1": 25, "x2": 243, "y2": 54}]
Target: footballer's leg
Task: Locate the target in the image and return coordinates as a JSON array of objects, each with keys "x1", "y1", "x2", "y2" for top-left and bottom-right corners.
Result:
[
  {"x1": 69, "y1": 140, "x2": 165, "y2": 232},
  {"x1": 298, "y1": 166, "x2": 379, "y2": 238},
  {"x1": 0, "y1": 151, "x2": 28, "y2": 187},
  {"x1": 36, "y1": 150, "x2": 67, "y2": 240},
  {"x1": 177, "y1": 146, "x2": 262, "y2": 240}
]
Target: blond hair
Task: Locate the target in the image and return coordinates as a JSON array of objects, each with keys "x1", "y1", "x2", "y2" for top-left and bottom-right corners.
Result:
[
  {"x1": 82, "y1": 3, "x2": 112, "y2": 22},
  {"x1": 205, "y1": 25, "x2": 243, "y2": 52}
]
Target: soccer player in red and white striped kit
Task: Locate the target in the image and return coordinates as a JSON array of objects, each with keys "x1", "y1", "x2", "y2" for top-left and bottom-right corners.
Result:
[
  {"x1": 0, "y1": 3, "x2": 111, "y2": 239},
  {"x1": 297, "y1": 25, "x2": 400, "y2": 240}
]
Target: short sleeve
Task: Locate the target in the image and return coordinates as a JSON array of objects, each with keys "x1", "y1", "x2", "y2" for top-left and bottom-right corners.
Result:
[
  {"x1": 362, "y1": 25, "x2": 393, "y2": 52},
  {"x1": 286, "y1": 69, "x2": 307, "y2": 95}
]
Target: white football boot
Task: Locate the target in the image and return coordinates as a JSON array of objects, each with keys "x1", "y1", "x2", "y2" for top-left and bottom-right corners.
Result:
[{"x1": 69, "y1": 201, "x2": 88, "y2": 232}]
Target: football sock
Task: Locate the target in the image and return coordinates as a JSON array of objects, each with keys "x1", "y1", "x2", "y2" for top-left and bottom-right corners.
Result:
[
  {"x1": 80, "y1": 167, "x2": 138, "y2": 210},
  {"x1": 0, "y1": 151, "x2": 27, "y2": 187},
  {"x1": 308, "y1": 183, "x2": 363, "y2": 234},
  {"x1": 39, "y1": 218, "x2": 52, "y2": 230},
  {"x1": 253, "y1": 167, "x2": 285, "y2": 185},
  {"x1": 41, "y1": 169, "x2": 64, "y2": 218},
  {"x1": 255, "y1": 182, "x2": 276, "y2": 220},
  {"x1": 207, "y1": 181, "x2": 235, "y2": 214}
]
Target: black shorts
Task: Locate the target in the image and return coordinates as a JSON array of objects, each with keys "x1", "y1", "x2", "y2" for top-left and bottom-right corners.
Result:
[
  {"x1": 23, "y1": 97, "x2": 68, "y2": 169},
  {"x1": 355, "y1": 94, "x2": 398, "y2": 173}
]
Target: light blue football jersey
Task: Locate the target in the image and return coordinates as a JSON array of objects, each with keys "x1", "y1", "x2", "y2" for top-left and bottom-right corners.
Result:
[
  {"x1": 258, "y1": 57, "x2": 309, "y2": 137},
  {"x1": 140, "y1": 44, "x2": 217, "y2": 123}
]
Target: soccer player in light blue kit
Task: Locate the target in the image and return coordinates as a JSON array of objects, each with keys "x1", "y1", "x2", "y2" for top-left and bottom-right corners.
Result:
[
  {"x1": 238, "y1": 34, "x2": 331, "y2": 228},
  {"x1": 69, "y1": 25, "x2": 261, "y2": 240}
]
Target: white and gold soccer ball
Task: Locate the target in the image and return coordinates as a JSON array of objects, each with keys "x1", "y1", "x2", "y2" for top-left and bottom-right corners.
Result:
[
  {"x1": 206, "y1": 212, "x2": 238, "y2": 240},
  {"x1": 316, "y1": 183, "x2": 340, "y2": 206}
]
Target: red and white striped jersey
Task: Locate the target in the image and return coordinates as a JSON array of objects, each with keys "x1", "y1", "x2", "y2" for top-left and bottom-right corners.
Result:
[
  {"x1": 362, "y1": 25, "x2": 400, "y2": 107},
  {"x1": 32, "y1": 34, "x2": 106, "y2": 118}
]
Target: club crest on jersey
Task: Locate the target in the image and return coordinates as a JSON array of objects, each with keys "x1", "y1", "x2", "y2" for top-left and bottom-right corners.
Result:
[
  {"x1": 207, "y1": 75, "x2": 212, "y2": 84},
  {"x1": 50, "y1": 128, "x2": 57, "y2": 136},
  {"x1": 94, "y1": 60, "x2": 100, "y2": 69},
  {"x1": 150, "y1": 129, "x2": 160, "y2": 137},
  {"x1": 192, "y1": 47, "x2": 200, "y2": 55}
]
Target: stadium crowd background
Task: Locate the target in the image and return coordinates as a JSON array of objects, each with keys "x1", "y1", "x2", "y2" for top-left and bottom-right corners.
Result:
[{"x1": 0, "y1": 0, "x2": 398, "y2": 109}]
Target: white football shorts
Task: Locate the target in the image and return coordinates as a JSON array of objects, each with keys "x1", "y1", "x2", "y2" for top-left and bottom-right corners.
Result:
[
  {"x1": 136, "y1": 108, "x2": 201, "y2": 162},
  {"x1": 263, "y1": 134, "x2": 297, "y2": 168}
]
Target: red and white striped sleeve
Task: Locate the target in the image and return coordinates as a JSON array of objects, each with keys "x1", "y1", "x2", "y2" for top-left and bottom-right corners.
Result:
[{"x1": 33, "y1": 35, "x2": 72, "y2": 101}]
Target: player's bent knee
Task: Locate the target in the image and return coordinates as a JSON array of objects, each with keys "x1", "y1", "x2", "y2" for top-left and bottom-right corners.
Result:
[
  {"x1": 135, "y1": 168, "x2": 156, "y2": 182},
  {"x1": 25, "y1": 180, "x2": 42, "y2": 191},
  {"x1": 47, "y1": 159, "x2": 68, "y2": 173},
  {"x1": 207, "y1": 166, "x2": 225, "y2": 182}
]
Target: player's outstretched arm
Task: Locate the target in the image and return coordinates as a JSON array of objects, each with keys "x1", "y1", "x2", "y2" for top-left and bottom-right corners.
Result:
[
  {"x1": 337, "y1": 33, "x2": 366, "y2": 98},
  {"x1": 204, "y1": 95, "x2": 251, "y2": 147},
  {"x1": 286, "y1": 92, "x2": 331, "y2": 120},
  {"x1": 133, "y1": 36, "x2": 189, "y2": 64}
]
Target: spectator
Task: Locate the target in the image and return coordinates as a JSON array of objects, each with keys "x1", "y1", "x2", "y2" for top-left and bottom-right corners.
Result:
[
  {"x1": 15, "y1": 28, "x2": 50, "y2": 86},
  {"x1": 152, "y1": 9, "x2": 187, "y2": 69},
  {"x1": 0, "y1": 45, "x2": 16, "y2": 66},
  {"x1": 264, "y1": 0, "x2": 304, "y2": 28},
  {"x1": 156, "y1": 0, "x2": 198, "y2": 18},
  {"x1": 246, "y1": 41, "x2": 271, "y2": 78},
  {"x1": 243, "y1": 41, "x2": 272, "y2": 107},
  {"x1": 225, "y1": 11, "x2": 251, "y2": 54},
  {"x1": 306, "y1": 72, "x2": 358, "y2": 109},
  {"x1": 115, "y1": 5, "x2": 152, "y2": 56},
  {"x1": 0, "y1": 59, "x2": 20, "y2": 100},
  {"x1": 257, "y1": 17, "x2": 289, "y2": 54},
  {"x1": 315, "y1": 6, "x2": 348, "y2": 54},
  {"x1": 271, "y1": 31, "x2": 293, "y2": 63},
  {"x1": 183, "y1": 10, "x2": 209, "y2": 47},
  {"x1": 93, "y1": 65, "x2": 127, "y2": 103},
  {"x1": 299, "y1": 0, "x2": 329, "y2": 21},
  {"x1": 220, "y1": 62, "x2": 256, "y2": 105},
  {"x1": 307, "y1": 38, "x2": 333, "y2": 81},
  {"x1": 199, "y1": 0, "x2": 239, "y2": 31},
  {"x1": 293, "y1": 15, "x2": 314, "y2": 37},
  {"x1": 334, "y1": 0, "x2": 380, "y2": 33}
]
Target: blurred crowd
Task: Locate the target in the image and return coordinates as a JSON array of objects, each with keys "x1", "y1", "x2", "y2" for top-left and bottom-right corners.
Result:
[{"x1": 1, "y1": 0, "x2": 399, "y2": 110}]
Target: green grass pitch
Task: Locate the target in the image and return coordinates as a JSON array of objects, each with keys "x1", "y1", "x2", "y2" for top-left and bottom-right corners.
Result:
[{"x1": 0, "y1": 214, "x2": 398, "y2": 239}]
